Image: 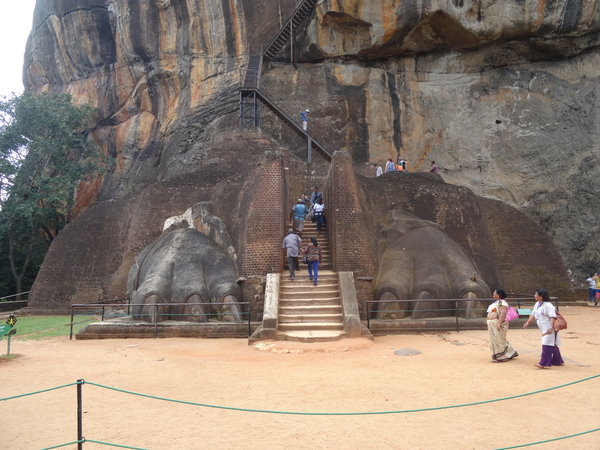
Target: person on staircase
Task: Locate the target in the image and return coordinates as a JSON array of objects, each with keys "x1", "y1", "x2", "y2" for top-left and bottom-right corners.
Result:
[
  {"x1": 282, "y1": 229, "x2": 302, "y2": 280},
  {"x1": 309, "y1": 186, "x2": 322, "y2": 205},
  {"x1": 309, "y1": 187, "x2": 323, "y2": 223},
  {"x1": 300, "y1": 109, "x2": 309, "y2": 131},
  {"x1": 303, "y1": 237, "x2": 322, "y2": 286},
  {"x1": 291, "y1": 198, "x2": 308, "y2": 238},
  {"x1": 313, "y1": 198, "x2": 326, "y2": 237}
]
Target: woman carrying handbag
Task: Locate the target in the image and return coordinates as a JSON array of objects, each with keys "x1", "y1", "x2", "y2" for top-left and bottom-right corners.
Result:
[
  {"x1": 303, "y1": 237, "x2": 322, "y2": 287},
  {"x1": 523, "y1": 288, "x2": 565, "y2": 369}
]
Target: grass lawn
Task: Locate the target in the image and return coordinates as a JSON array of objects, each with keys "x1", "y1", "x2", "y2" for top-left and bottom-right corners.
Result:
[{"x1": 6, "y1": 315, "x2": 98, "y2": 341}]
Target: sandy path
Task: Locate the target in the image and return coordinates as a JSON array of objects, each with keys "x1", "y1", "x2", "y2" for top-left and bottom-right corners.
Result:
[{"x1": 2, "y1": 305, "x2": 599, "y2": 450}]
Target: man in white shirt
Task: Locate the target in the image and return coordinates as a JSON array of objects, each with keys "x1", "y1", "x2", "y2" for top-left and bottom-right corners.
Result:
[{"x1": 374, "y1": 163, "x2": 382, "y2": 177}]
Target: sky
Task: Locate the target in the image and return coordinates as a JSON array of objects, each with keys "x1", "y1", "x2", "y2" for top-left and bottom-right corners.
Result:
[{"x1": 0, "y1": 0, "x2": 38, "y2": 98}]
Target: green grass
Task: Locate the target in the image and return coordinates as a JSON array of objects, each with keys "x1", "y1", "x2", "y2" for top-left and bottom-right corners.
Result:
[{"x1": 8, "y1": 315, "x2": 98, "y2": 341}]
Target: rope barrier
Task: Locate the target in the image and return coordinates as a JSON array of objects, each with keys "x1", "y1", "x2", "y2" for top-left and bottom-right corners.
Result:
[
  {"x1": 493, "y1": 427, "x2": 600, "y2": 449},
  {"x1": 0, "y1": 382, "x2": 78, "y2": 402},
  {"x1": 82, "y1": 440, "x2": 150, "y2": 450},
  {"x1": 1, "y1": 377, "x2": 596, "y2": 449},
  {"x1": 84, "y1": 374, "x2": 600, "y2": 416},
  {"x1": 40, "y1": 441, "x2": 83, "y2": 450}
]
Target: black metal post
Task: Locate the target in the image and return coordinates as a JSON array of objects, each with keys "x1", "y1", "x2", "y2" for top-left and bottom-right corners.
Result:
[
  {"x1": 154, "y1": 304, "x2": 158, "y2": 339},
  {"x1": 366, "y1": 302, "x2": 370, "y2": 330},
  {"x1": 248, "y1": 304, "x2": 252, "y2": 338},
  {"x1": 77, "y1": 379, "x2": 84, "y2": 450},
  {"x1": 455, "y1": 300, "x2": 459, "y2": 332},
  {"x1": 102, "y1": 305, "x2": 105, "y2": 321},
  {"x1": 70, "y1": 307, "x2": 75, "y2": 340},
  {"x1": 290, "y1": 21, "x2": 294, "y2": 64},
  {"x1": 307, "y1": 137, "x2": 312, "y2": 163}
]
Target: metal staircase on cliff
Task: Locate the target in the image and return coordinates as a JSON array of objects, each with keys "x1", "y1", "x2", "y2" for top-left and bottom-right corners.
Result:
[
  {"x1": 263, "y1": 0, "x2": 318, "y2": 61},
  {"x1": 239, "y1": 0, "x2": 334, "y2": 162}
]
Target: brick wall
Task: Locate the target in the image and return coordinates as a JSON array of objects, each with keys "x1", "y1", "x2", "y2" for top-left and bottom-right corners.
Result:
[
  {"x1": 326, "y1": 151, "x2": 378, "y2": 277},
  {"x1": 240, "y1": 151, "x2": 286, "y2": 277},
  {"x1": 28, "y1": 128, "x2": 286, "y2": 316}
]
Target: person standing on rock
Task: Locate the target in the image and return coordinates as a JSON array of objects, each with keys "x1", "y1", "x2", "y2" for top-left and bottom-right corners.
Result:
[
  {"x1": 282, "y1": 229, "x2": 302, "y2": 280},
  {"x1": 291, "y1": 198, "x2": 308, "y2": 238},
  {"x1": 385, "y1": 158, "x2": 395, "y2": 173},
  {"x1": 397, "y1": 155, "x2": 407, "y2": 172},
  {"x1": 303, "y1": 237, "x2": 322, "y2": 286},
  {"x1": 300, "y1": 109, "x2": 309, "y2": 131},
  {"x1": 374, "y1": 163, "x2": 383, "y2": 177},
  {"x1": 430, "y1": 161, "x2": 439, "y2": 174}
]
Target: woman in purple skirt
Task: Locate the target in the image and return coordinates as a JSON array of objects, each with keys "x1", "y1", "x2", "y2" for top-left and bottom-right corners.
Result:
[{"x1": 523, "y1": 288, "x2": 565, "y2": 369}]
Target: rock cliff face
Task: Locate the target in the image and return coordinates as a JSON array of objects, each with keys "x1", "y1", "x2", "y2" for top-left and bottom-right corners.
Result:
[{"x1": 24, "y1": 0, "x2": 600, "y2": 283}]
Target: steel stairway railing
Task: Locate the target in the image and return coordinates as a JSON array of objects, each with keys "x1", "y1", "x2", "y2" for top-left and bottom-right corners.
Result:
[
  {"x1": 239, "y1": 0, "x2": 336, "y2": 159},
  {"x1": 256, "y1": 79, "x2": 335, "y2": 159},
  {"x1": 263, "y1": 0, "x2": 317, "y2": 60}
]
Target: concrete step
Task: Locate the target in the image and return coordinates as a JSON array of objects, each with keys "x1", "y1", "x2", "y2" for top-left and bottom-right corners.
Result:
[
  {"x1": 280, "y1": 289, "x2": 340, "y2": 299},
  {"x1": 278, "y1": 322, "x2": 344, "y2": 332},
  {"x1": 282, "y1": 274, "x2": 337, "y2": 281},
  {"x1": 280, "y1": 281, "x2": 338, "y2": 291},
  {"x1": 279, "y1": 297, "x2": 342, "y2": 307},
  {"x1": 279, "y1": 313, "x2": 343, "y2": 323},
  {"x1": 275, "y1": 330, "x2": 347, "y2": 342},
  {"x1": 279, "y1": 305, "x2": 342, "y2": 315}
]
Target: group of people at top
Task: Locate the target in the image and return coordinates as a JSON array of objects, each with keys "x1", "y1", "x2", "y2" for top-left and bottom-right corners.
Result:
[
  {"x1": 487, "y1": 288, "x2": 565, "y2": 369},
  {"x1": 373, "y1": 156, "x2": 439, "y2": 176},
  {"x1": 283, "y1": 187, "x2": 326, "y2": 285},
  {"x1": 585, "y1": 272, "x2": 600, "y2": 306},
  {"x1": 289, "y1": 187, "x2": 326, "y2": 239}
]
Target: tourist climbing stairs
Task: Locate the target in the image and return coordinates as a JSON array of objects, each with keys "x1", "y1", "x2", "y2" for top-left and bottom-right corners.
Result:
[
  {"x1": 263, "y1": 0, "x2": 318, "y2": 60},
  {"x1": 238, "y1": 0, "x2": 336, "y2": 160},
  {"x1": 280, "y1": 221, "x2": 346, "y2": 341}
]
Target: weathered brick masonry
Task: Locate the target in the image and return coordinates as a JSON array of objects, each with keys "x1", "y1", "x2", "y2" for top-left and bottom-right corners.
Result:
[
  {"x1": 325, "y1": 151, "x2": 378, "y2": 314},
  {"x1": 240, "y1": 151, "x2": 285, "y2": 277}
]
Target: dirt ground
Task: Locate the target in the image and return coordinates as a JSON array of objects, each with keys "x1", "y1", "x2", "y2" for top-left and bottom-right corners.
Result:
[{"x1": 2, "y1": 304, "x2": 600, "y2": 450}]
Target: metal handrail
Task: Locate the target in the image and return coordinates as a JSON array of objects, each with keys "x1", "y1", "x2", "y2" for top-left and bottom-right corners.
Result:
[
  {"x1": 365, "y1": 297, "x2": 558, "y2": 333},
  {"x1": 258, "y1": 79, "x2": 337, "y2": 157},
  {"x1": 0, "y1": 291, "x2": 31, "y2": 301},
  {"x1": 70, "y1": 301, "x2": 252, "y2": 339},
  {"x1": 261, "y1": 0, "x2": 309, "y2": 57}
]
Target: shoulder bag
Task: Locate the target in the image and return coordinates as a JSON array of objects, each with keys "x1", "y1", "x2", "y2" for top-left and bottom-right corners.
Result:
[
  {"x1": 553, "y1": 312, "x2": 567, "y2": 332},
  {"x1": 505, "y1": 306, "x2": 519, "y2": 321}
]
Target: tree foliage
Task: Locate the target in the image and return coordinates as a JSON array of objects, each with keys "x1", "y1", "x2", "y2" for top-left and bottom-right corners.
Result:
[{"x1": 0, "y1": 92, "x2": 109, "y2": 297}]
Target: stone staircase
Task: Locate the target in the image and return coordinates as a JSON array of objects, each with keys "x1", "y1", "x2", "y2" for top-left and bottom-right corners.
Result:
[{"x1": 279, "y1": 221, "x2": 346, "y2": 341}]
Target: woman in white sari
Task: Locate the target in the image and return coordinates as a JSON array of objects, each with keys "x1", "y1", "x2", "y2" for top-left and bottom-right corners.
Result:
[
  {"x1": 523, "y1": 288, "x2": 565, "y2": 369},
  {"x1": 486, "y1": 289, "x2": 518, "y2": 363}
]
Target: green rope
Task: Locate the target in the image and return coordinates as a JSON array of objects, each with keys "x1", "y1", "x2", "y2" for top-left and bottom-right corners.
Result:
[
  {"x1": 1, "y1": 382, "x2": 79, "y2": 402},
  {"x1": 40, "y1": 440, "x2": 83, "y2": 450},
  {"x1": 83, "y1": 440, "x2": 151, "y2": 450},
  {"x1": 87, "y1": 373, "x2": 600, "y2": 415},
  {"x1": 494, "y1": 427, "x2": 600, "y2": 449}
]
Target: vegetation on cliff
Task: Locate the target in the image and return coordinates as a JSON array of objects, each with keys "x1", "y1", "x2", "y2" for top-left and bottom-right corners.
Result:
[{"x1": 0, "y1": 92, "x2": 109, "y2": 298}]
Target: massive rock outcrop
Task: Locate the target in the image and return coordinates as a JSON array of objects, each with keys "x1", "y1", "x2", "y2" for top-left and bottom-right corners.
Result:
[{"x1": 23, "y1": 0, "x2": 598, "y2": 304}]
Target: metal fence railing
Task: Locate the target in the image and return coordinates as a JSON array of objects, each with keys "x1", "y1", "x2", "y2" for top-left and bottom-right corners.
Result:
[
  {"x1": 70, "y1": 301, "x2": 252, "y2": 339},
  {"x1": 0, "y1": 291, "x2": 31, "y2": 313},
  {"x1": 366, "y1": 296, "x2": 559, "y2": 333}
]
